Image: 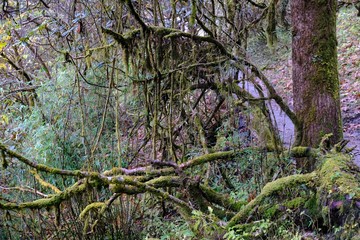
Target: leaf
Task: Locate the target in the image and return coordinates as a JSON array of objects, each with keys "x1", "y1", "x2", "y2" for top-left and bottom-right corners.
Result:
[{"x1": 0, "y1": 41, "x2": 7, "y2": 51}]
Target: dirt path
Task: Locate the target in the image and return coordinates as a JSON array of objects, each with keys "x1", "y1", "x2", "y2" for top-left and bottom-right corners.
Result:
[
  {"x1": 241, "y1": 80, "x2": 360, "y2": 167},
  {"x1": 242, "y1": 8, "x2": 360, "y2": 167}
]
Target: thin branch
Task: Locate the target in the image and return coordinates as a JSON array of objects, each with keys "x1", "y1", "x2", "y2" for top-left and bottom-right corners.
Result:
[{"x1": 0, "y1": 185, "x2": 48, "y2": 198}]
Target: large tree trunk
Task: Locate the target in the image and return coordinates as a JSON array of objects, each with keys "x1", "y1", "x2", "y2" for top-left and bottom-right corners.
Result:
[{"x1": 291, "y1": 0, "x2": 342, "y2": 148}]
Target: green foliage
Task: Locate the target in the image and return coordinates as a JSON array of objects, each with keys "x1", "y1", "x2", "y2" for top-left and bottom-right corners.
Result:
[
  {"x1": 225, "y1": 219, "x2": 304, "y2": 240},
  {"x1": 143, "y1": 215, "x2": 194, "y2": 239},
  {"x1": 1, "y1": 0, "x2": 360, "y2": 239},
  {"x1": 189, "y1": 207, "x2": 225, "y2": 239},
  {"x1": 224, "y1": 219, "x2": 273, "y2": 240}
]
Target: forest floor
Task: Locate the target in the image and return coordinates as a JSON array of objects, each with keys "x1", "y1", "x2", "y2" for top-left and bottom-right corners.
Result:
[{"x1": 249, "y1": 7, "x2": 360, "y2": 166}]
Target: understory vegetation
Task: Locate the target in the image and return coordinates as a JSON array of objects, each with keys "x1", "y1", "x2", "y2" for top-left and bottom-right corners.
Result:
[{"x1": 1, "y1": 1, "x2": 360, "y2": 239}]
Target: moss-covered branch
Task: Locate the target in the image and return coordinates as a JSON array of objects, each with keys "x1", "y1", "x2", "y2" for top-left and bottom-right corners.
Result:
[
  {"x1": 0, "y1": 180, "x2": 88, "y2": 210},
  {"x1": 2, "y1": 139, "x2": 359, "y2": 239},
  {"x1": 79, "y1": 202, "x2": 106, "y2": 220},
  {"x1": 179, "y1": 151, "x2": 235, "y2": 169},
  {"x1": 104, "y1": 151, "x2": 235, "y2": 177},
  {"x1": 106, "y1": 175, "x2": 195, "y2": 217},
  {"x1": 0, "y1": 141, "x2": 87, "y2": 177},
  {"x1": 290, "y1": 146, "x2": 320, "y2": 158},
  {"x1": 227, "y1": 150, "x2": 360, "y2": 234},
  {"x1": 199, "y1": 185, "x2": 247, "y2": 212},
  {"x1": 227, "y1": 172, "x2": 317, "y2": 227},
  {"x1": 30, "y1": 170, "x2": 62, "y2": 193}
]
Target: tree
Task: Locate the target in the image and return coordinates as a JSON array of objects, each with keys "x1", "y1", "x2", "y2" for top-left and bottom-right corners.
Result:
[
  {"x1": 292, "y1": 0, "x2": 343, "y2": 148},
  {"x1": 0, "y1": 0, "x2": 359, "y2": 239}
]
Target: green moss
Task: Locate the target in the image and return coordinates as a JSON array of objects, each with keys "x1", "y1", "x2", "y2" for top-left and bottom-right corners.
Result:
[
  {"x1": 228, "y1": 172, "x2": 316, "y2": 227},
  {"x1": 308, "y1": 105, "x2": 317, "y2": 122},
  {"x1": 304, "y1": 193, "x2": 319, "y2": 217},
  {"x1": 264, "y1": 205, "x2": 279, "y2": 218},
  {"x1": 249, "y1": 107, "x2": 277, "y2": 150},
  {"x1": 190, "y1": 0, "x2": 196, "y2": 26},
  {"x1": 318, "y1": 153, "x2": 360, "y2": 199},
  {"x1": 290, "y1": 147, "x2": 319, "y2": 158},
  {"x1": 199, "y1": 184, "x2": 246, "y2": 212},
  {"x1": 265, "y1": 0, "x2": 277, "y2": 53},
  {"x1": 123, "y1": 29, "x2": 141, "y2": 39},
  {"x1": 261, "y1": 172, "x2": 316, "y2": 196},
  {"x1": 146, "y1": 176, "x2": 181, "y2": 188},
  {"x1": 284, "y1": 197, "x2": 306, "y2": 209},
  {"x1": 79, "y1": 202, "x2": 106, "y2": 220},
  {"x1": 0, "y1": 181, "x2": 88, "y2": 210}
]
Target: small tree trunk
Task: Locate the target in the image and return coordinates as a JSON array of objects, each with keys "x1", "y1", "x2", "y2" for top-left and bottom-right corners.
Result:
[
  {"x1": 266, "y1": 0, "x2": 278, "y2": 53},
  {"x1": 291, "y1": 0, "x2": 342, "y2": 148}
]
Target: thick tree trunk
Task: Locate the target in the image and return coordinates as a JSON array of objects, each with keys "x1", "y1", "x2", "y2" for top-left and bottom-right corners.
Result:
[{"x1": 291, "y1": 0, "x2": 342, "y2": 148}]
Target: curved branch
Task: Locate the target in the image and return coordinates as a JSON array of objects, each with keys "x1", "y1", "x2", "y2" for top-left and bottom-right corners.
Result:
[
  {"x1": 227, "y1": 172, "x2": 317, "y2": 227},
  {"x1": 0, "y1": 141, "x2": 87, "y2": 177}
]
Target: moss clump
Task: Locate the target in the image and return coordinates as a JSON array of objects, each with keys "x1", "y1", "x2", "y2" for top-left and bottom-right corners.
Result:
[
  {"x1": 264, "y1": 204, "x2": 279, "y2": 218},
  {"x1": 304, "y1": 193, "x2": 319, "y2": 217},
  {"x1": 291, "y1": 147, "x2": 320, "y2": 158},
  {"x1": 284, "y1": 197, "x2": 306, "y2": 209},
  {"x1": 319, "y1": 153, "x2": 360, "y2": 199}
]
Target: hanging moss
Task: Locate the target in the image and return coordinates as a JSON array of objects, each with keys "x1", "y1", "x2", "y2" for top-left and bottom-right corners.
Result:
[{"x1": 227, "y1": 0, "x2": 235, "y2": 20}]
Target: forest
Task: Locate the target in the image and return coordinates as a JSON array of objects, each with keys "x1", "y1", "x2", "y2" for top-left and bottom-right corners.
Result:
[{"x1": 0, "y1": 0, "x2": 360, "y2": 239}]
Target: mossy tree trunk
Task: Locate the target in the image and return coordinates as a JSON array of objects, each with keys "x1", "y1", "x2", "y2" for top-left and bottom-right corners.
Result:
[
  {"x1": 266, "y1": 0, "x2": 278, "y2": 53},
  {"x1": 291, "y1": 0, "x2": 342, "y2": 149}
]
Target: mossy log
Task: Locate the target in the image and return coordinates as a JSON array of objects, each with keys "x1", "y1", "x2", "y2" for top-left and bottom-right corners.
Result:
[
  {"x1": 1, "y1": 141, "x2": 359, "y2": 238},
  {"x1": 227, "y1": 152, "x2": 360, "y2": 238}
]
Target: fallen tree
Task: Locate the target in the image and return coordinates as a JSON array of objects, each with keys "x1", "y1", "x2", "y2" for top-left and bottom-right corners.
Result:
[{"x1": 1, "y1": 139, "x2": 359, "y2": 238}]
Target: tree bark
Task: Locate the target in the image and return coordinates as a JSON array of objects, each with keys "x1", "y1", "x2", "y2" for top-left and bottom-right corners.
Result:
[{"x1": 291, "y1": 0, "x2": 342, "y2": 148}]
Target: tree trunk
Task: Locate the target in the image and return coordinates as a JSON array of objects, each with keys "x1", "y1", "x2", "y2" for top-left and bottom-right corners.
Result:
[{"x1": 291, "y1": 0, "x2": 342, "y2": 148}]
